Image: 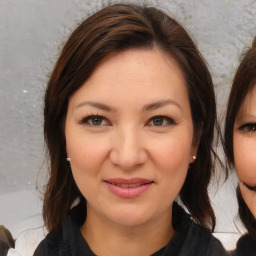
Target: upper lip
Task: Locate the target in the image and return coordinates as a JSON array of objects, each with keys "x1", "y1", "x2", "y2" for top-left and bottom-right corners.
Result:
[{"x1": 104, "y1": 178, "x2": 153, "y2": 185}]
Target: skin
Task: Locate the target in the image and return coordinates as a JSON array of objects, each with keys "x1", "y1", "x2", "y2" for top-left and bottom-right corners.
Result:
[
  {"x1": 233, "y1": 85, "x2": 256, "y2": 219},
  {"x1": 65, "y1": 48, "x2": 198, "y2": 256}
]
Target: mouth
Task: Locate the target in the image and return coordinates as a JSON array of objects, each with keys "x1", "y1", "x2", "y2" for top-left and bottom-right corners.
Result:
[
  {"x1": 104, "y1": 178, "x2": 154, "y2": 198},
  {"x1": 105, "y1": 181, "x2": 153, "y2": 188}
]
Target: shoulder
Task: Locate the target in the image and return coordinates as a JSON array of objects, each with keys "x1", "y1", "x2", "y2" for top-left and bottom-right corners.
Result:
[
  {"x1": 166, "y1": 203, "x2": 227, "y2": 256},
  {"x1": 34, "y1": 202, "x2": 88, "y2": 256},
  {"x1": 230, "y1": 234, "x2": 256, "y2": 256},
  {"x1": 33, "y1": 226, "x2": 64, "y2": 256},
  {"x1": 190, "y1": 222, "x2": 227, "y2": 255},
  {"x1": 33, "y1": 216, "x2": 74, "y2": 256}
]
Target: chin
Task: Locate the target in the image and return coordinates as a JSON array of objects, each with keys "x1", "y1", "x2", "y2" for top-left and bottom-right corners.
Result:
[
  {"x1": 112, "y1": 215, "x2": 150, "y2": 227},
  {"x1": 105, "y1": 207, "x2": 154, "y2": 227}
]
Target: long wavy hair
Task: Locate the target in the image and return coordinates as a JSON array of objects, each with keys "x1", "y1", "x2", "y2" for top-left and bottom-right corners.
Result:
[
  {"x1": 224, "y1": 37, "x2": 256, "y2": 239},
  {"x1": 43, "y1": 3, "x2": 219, "y2": 232}
]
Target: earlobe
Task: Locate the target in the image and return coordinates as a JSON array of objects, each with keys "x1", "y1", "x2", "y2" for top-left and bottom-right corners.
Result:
[
  {"x1": 66, "y1": 147, "x2": 71, "y2": 162},
  {"x1": 189, "y1": 154, "x2": 197, "y2": 164},
  {"x1": 190, "y1": 141, "x2": 199, "y2": 163},
  {"x1": 66, "y1": 144, "x2": 70, "y2": 160},
  {"x1": 190, "y1": 121, "x2": 203, "y2": 163},
  {"x1": 190, "y1": 139, "x2": 200, "y2": 163},
  {"x1": 191, "y1": 131, "x2": 200, "y2": 159}
]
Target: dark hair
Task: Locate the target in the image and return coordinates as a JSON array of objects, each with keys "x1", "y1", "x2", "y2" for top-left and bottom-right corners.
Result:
[
  {"x1": 224, "y1": 38, "x2": 256, "y2": 239},
  {"x1": 43, "y1": 3, "x2": 218, "y2": 232},
  {"x1": 0, "y1": 225, "x2": 15, "y2": 256}
]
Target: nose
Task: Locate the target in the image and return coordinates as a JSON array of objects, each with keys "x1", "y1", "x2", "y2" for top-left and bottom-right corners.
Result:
[{"x1": 109, "y1": 127, "x2": 147, "y2": 170}]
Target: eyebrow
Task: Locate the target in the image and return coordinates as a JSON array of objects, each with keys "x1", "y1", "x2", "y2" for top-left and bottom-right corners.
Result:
[
  {"x1": 241, "y1": 114, "x2": 256, "y2": 119},
  {"x1": 236, "y1": 113, "x2": 256, "y2": 121},
  {"x1": 75, "y1": 101, "x2": 116, "y2": 112},
  {"x1": 75, "y1": 99, "x2": 182, "y2": 112},
  {"x1": 142, "y1": 99, "x2": 183, "y2": 112}
]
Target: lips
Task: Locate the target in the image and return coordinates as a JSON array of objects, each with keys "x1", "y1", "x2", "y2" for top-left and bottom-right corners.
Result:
[
  {"x1": 104, "y1": 178, "x2": 153, "y2": 198},
  {"x1": 111, "y1": 183, "x2": 146, "y2": 188}
]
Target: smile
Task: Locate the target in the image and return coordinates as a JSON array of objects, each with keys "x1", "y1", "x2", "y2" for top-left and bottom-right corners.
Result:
[
  {"x1": 112, "y1": 183, "x2": 146, "y2": 188},
  {"x1": 104, "y1": 179, "x2": 154, "y2": 198}
]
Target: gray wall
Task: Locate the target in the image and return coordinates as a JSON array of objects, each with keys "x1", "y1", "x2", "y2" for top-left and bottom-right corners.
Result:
[{"x1": 0, "y1": 0, "x2": 255, "y2": 196}]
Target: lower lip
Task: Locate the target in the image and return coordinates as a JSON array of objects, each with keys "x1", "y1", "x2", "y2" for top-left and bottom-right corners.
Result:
[{"x1": 105, "y1": 182, "x2": 153, "y2": 198}]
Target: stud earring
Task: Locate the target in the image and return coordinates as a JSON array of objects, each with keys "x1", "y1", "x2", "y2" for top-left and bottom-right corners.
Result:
[
  {"x1": 192, "y1": 155, "x2": 197, "y2": 160},
  {"x1": 67, "y1": 157, "x2": 71, "y2": 162}
]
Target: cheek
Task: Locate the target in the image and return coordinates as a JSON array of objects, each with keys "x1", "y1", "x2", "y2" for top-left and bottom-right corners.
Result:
[
  {"x1": 234, "y1": 134, "x2": 256, "y2": 182},
  {"x1": 149, "y1": 134, "x2": 192, "y2": 173},
  {"x1": 150, "y1": 139, "x2": 190, "y2": 202},
  {"x1": 66, "y1": 134, "x2": 110, "y2": 176},
  {"x1": 67, "y1": 135, "x2": 111, "y2": 199}
]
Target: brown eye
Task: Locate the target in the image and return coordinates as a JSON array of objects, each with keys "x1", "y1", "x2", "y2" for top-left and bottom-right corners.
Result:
[
  {"x1": 80, "y1": 115, "x2": 109, "y2": 126},
  {"x1": 91, "y1": 116, "x2": 103, "y2": 125},
  {"x1": 148, "y1": 116, "x2": 175, "y2": 127},
  {"x1": 239, "y1": 123, "x2": 256, "y2": 132},
  {"x1": 152, "y1": 117, "x2": 164, "y2": 126}
]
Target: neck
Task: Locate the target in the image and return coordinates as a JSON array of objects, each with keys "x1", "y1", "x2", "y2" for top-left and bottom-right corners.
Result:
[{"x1": 80, "y1": 206, "x2": 175, "y2": 256}]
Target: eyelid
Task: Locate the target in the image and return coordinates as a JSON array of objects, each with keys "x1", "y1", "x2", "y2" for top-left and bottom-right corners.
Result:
[
  {"x1": 238, "y1": 123, "x2": 256, "y2": 131},
  {"x1": 243, "y1": 182, "x2": 256, "y2": 192},
  {"x1": 147, "y1": 115, "x2": 176, "y2": 126},
  {"x1": 79, "y1": 114, "x2": 111, "y2": 126}
]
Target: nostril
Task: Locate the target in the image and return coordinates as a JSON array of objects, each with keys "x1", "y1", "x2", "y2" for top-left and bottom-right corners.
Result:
[{"x1": 109, "y1": 146, "x2": 147, "y2": 170}]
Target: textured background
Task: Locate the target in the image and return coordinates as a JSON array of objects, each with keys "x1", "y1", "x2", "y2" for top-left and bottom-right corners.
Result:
[{"x1": 0, "y1": 0, "x2": 256, "y2": 236}]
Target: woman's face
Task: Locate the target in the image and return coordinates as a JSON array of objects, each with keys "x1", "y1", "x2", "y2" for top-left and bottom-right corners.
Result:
[
  {"x1": 233, "y1": 85, "x2": 256, "y2": 218},
  {"x1": 65, "y1": 48, "x2": 198, "y2": 227}
]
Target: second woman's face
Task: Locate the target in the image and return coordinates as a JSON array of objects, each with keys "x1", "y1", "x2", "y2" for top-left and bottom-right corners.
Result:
[
  {"x1": 233, "y1": 85, "x2": 256, "y2": 217},
  {"x1": 65, "y1": 48, "x2": 198, "y2": 227}
]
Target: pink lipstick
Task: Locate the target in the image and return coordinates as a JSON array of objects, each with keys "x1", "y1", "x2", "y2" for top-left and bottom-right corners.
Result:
[{"x1": 104, "y1": 178, "x2": 153, "y2": 198}]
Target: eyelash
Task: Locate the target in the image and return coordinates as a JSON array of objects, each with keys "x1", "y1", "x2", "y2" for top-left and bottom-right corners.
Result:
[
  {"x1": 79, "y1": 114, "x2": 111, "y2": 126},
  {"x1": 147, "y1": 115, "x2": 176, "y2": 127},
  {"x1": 239, "y1": 123, "x2": 256, "y2": 132},
  {"x1": 243, "y1": 182, "x2": 256, "y2": 192},
  {"x1": 79, "y1": 114, "x2": 176, "y2": 127}
]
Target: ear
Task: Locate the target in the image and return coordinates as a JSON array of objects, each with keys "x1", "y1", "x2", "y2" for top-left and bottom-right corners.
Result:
[
  {"x1": 66, "y1": 145, "x2": 70, "y2": 160},
  {"x1": 66, "y1": 143, "x2": 69, "y2": 156},
  {"x1": 189, "y1": 122, "x2": 203, "y2": 163},
  {"x1": 66, "y1": 147, "x2": 71, "y2": 163}
]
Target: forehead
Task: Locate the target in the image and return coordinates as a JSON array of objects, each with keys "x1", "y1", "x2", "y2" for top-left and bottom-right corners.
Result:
[
  {"x1": 237, "y1": 84, "x2": 256, "y2": 117},
  {"x1": 69, "y1": 48, "x2": 189, "y2": 106}
]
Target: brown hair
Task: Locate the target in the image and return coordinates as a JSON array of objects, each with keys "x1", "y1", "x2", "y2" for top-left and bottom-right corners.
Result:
[
  {"x1": 224, "y1": 38, "x2": 256, "y2": 239},
  {"x1": 0, "y1": 225, "x2": 15, "y2": 256},
  {"x1": 43, "y1": 3, "x2": 218, "y2": 232}
]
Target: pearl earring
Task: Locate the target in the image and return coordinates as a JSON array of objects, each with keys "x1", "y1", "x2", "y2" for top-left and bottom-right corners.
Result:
[
  {"x1": 67, "y1": 157, "x2": 71, "y2": 162},
  {"x1": 192, "y1": 155, "x2": 197, "y2": 160}
]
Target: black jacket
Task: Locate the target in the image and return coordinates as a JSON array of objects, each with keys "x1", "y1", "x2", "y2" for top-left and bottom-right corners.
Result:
[
  {"x1": 34, "y1": 202, "x2": 227, "y2": 256},
  {"x1": 229, "y1": 234, "x2": 256, "y2": 256}
]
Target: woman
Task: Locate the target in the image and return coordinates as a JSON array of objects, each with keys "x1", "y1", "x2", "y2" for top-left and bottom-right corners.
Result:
[
  {"x1": 34, "y1": 3, "x2": 226, "y2": 256},
  {"x1": 224, "y1": 38, "x2": 256, "y2": 255}
]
